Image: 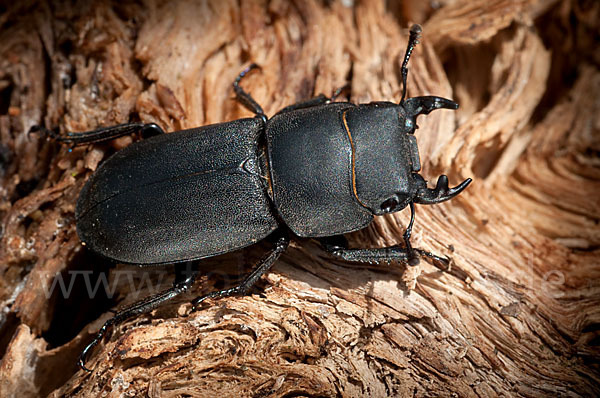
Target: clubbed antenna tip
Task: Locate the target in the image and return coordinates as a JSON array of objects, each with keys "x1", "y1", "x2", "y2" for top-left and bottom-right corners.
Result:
[{"x1": 400, "y1": 24, "x2": 423, "y2": 104}]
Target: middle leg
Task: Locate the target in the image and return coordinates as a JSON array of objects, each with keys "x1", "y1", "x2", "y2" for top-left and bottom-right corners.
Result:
[
  {"x1": 192, "y1": 230, "x2": 290, "y2": 309},
  {"x1": 320, "y1": 239, "x2": 447, "y2": 266},
  {"x1": 320, "y1": 207, "x2": 448, "y2": 268},
  {"x1": 29, "y1": 122, "x2": 165, "y2": 146},
  {"x1": 274, "y1": 83, "x2": 351, "y2": 115}
]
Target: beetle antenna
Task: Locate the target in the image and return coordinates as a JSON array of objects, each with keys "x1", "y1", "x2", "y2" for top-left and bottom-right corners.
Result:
[{"x1": 400, "y1": 24, "x2": 422, "y2": 104}]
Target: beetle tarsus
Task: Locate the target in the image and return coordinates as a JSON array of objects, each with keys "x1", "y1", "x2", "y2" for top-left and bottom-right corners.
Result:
[
  {"x1": 79, "y1": 321, "x2": 113, "y2": 372},
  {"x1": 233, "y1": 63, "x2": 267, "y2": 118},
  {"x1": 414, "y1": 249, "x2": 450, "y2": 266},
  {"x1": 330, "y1": 83, "x2": 350, "y2": 102},
  {"x1": 28, "y1": 124, "x2": 53, "y2": 141},
  {"x1": 320, "y1": 202, "x2": 448, "y2": 267},
  {"x1": 78, "y1": 263, "x2": 197, "y2": 372}
]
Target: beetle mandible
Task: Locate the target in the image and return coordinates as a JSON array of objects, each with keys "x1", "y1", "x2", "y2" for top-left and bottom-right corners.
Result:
[{"x1": 32, "y1": 24, "x2": 471, "y2": 371}]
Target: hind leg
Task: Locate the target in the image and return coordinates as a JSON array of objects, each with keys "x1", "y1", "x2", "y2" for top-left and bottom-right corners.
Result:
[{"x1": 78, "y1": 262, "x2": 197, "y2": 372}]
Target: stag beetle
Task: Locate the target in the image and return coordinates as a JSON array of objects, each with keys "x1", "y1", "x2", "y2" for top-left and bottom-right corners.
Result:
[{"x1": 32, "y1": 24, "x2": 471, "y2": 371}]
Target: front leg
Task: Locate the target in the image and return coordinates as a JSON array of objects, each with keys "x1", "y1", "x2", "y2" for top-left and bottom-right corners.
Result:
[
  {"x1": 192, "y1": 230, "x2": 290, "y2": 309},
  {"x1": 319, "y1": 235, "x2": 448, "y2": 267}
]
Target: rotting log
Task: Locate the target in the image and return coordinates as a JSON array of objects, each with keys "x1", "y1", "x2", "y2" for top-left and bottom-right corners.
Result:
[{"x1": 0, "y1": 1, "x2": 599, "y2": 397}]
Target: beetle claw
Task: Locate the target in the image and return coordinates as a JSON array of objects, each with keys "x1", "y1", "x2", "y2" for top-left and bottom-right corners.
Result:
[
  {"x1": 414, "y1": 248, "x2": 450, "y2": 266},
  {"x1": 415, "y1": 175, "x2": 472, "y2": 205},
  {"x1": 27, "y1": 124, "x2": 56, "y2": 141}
]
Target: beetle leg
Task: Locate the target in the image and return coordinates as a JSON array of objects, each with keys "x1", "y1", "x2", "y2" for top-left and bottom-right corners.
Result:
[
  {"x1": 320, "y1": 237, "x2": 414, "y2": 264},
  {"x1": 319, "y1": 234, "x2": 449, "y2": 267},
  {"x1": 234, "y1": 62, "x2": 349, "y2": 117},
  {"x1": 276, "y1": 94, "x2": 329, "y2": 115},
  {"x1": 402, "y1": 202, "x2": 418, "y2": 265},
  {"x1": 321, "y1": 243, "x2": 448, "y2": 267},
  {"x1": 78, "y1": 262, "x2": 197, "y2": 372},
  {"x1": 275, "y1": 84, "x2": 351, "y2": 116},
  {"x1": 191, "y1": 231, "x2": 290, "y2": 310},
  {"x1": 29, "y1": 123, "x2": 165, "y2": 146},
  {"x1": 233, "y1": 64, "x2": 267, "y2": 120}
]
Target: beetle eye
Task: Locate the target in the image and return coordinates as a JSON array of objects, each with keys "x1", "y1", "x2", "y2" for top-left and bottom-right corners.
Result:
[{"x1": 380, "y1": 197, "x2": 399, "y2": 213}]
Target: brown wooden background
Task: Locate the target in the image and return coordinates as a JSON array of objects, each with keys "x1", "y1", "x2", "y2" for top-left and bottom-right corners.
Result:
[{"x1": 0, "y1": 0, "x2": 598, "y2": 396}]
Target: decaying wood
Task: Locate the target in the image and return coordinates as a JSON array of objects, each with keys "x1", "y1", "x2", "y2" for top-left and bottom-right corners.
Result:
[{"x1": 0, "y1": 0, "x2": 598, "y2": 397}]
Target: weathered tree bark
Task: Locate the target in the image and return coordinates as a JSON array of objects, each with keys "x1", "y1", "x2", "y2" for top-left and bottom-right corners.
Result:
[{"x1": 0, "y1": 0, "x2": 598, "y2": 397}]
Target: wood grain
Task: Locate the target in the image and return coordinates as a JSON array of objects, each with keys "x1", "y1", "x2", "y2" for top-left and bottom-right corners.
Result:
[{"x1": 0, "y1": 0, "x2": 598, "y2": 396}]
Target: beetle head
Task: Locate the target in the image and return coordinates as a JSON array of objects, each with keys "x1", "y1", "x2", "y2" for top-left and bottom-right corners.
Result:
[
  {"x1": 371, "y1": 99, "x2": 471, "y2": 216},
  {"x1": 357, "y1": 24, "x2": 472, "y2": 216},
  {"x1": 350, "y1": 97, "x2": 469, "y2": 216}
]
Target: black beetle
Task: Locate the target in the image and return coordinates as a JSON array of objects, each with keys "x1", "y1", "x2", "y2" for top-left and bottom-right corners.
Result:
[{"x1": 32, "y1": 24, "x2": 471, "y2": 371}]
